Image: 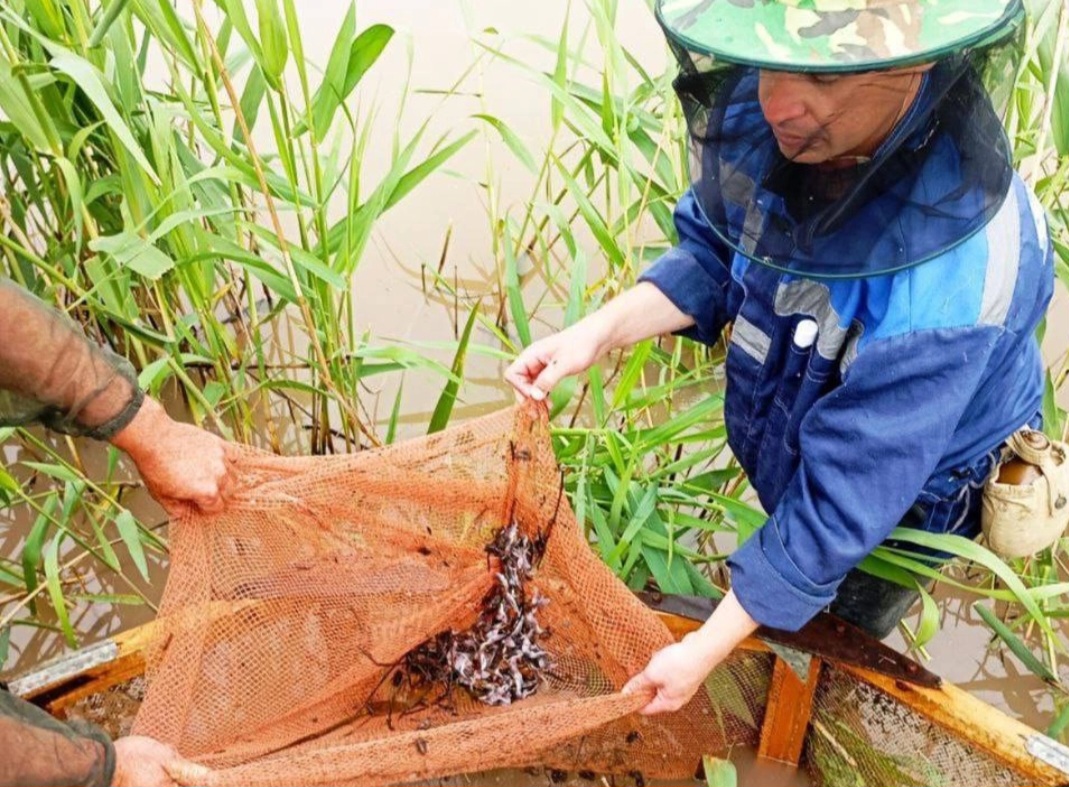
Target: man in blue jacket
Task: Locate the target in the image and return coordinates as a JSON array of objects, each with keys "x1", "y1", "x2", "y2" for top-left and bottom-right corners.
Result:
[{"x1": 506, "y1": 0, "x2": 1053, "y2": 714}]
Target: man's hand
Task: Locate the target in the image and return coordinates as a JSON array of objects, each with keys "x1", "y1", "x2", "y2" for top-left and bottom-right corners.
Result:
[
  {"x1": 622, "y1": 590, "x2": 759, "y2": 715},
  {"x1": 110, "y1": 398, "x2": 231, "y2": 517},
  {"x1": 621, "y1": 633, "x2": 720, "y2": 715},
  {"x1": 112, "y1": 736, "x2": 211, "y2": 787},
  {"x1": 504, "y1": 282, "x2": 694, "y2": 402},
  {"x1": 504, "y1": 320, "x2": 612, "y2": 401}
]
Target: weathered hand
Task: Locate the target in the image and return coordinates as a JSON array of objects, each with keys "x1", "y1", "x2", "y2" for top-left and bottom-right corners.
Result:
[
  {"x1": 621, "y1": 632, "x2": 719, "y2": 715},
  {"x1": 110, "y1": 398, "x2": 232, "y2": 516},
  {"x1": 504, "y1": 282, "x2": 695, "y2": 402},
  {"x1": 112, "y1": 736, "x2": 211, "y2": 787},
  {"x1": 622, "y1": 590, "x2": 758, "y2": 716},
  {"x1": 504, "y1": 320, "x2": 612, "y2": 402}
]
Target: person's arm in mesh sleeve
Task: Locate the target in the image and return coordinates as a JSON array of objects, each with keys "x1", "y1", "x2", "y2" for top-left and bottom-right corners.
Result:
[
  {"x1": 0, "y1": 689, "x2": 210, "y2": 787},
  {"x1": 0, "y1": 689, "x2": 116, "y2": 787},
  {"x1": 0, "y1": 279, "x2": 230, "y2": 515},
  {"x1": 0, "y1": 281, "x2": 229, "y2": 784},
  {"x1": 0, "y1": 278, "x2": 145, "y2": 439}
]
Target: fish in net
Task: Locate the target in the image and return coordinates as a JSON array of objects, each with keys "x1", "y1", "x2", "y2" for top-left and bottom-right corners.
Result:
[
  {"x1": 25, "y1": 402, "x2": 1061, "y2": 786},
  {"x1": 132, "y1": 404, "x2": 754, "y2": 786}
]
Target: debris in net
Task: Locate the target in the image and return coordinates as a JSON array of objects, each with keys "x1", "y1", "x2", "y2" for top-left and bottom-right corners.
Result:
[{"x1": 402, "y1": 522, "x2": 553, "y2": 706}]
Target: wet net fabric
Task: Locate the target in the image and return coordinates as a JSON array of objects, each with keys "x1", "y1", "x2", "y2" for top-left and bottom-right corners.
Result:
[{"x1": 131, "y1": 405, "x2": 757, "y2": 786}]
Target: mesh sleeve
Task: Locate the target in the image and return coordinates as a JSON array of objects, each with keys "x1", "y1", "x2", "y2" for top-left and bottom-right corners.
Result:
[
  {"x1": 0, "y1": 280, "x2": 144, "y2": 441},
  {"x1": 0, "y1": 689, "x2": 115, "y2": 787}
]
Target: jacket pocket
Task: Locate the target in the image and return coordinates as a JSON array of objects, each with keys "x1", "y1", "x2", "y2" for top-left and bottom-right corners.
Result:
[
  {"x1": 772, "y1": 338, "x2": 831, "y2": 457},
  {"x1": 754, "y1": 339, "x2": 823, "y2": 499}
]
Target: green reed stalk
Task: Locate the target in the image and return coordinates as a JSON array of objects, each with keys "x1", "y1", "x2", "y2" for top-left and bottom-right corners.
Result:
[
  {"x1": 469, "y1": 0, "x2": 1069, "y2": 734},
  {"x1": 0, "y1": 0, "x2": 469, "y2": 655}
]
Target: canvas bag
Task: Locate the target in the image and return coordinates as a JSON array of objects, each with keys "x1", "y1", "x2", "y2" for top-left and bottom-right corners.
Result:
[{"x1": 982, "y1": 429, "x2": 1069, "y2": 557}]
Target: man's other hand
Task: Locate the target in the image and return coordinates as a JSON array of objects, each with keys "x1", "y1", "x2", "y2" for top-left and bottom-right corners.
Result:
[
  {"x1": 112, "y1": 736, "x2": 211, "y2": 787},
  {"x1": 110, "y1": 398, "x2": 232, "y2": 517}
]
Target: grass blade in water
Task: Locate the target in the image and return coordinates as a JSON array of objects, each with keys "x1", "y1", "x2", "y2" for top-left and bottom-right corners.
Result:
[
  {"x1": 44, "y1": 533, "x2": 76, "y2": 648},
  {"x1": 428, "y1": 304, "x2": 480, "y2": 434},
  {"x1": 974, "y1": 601, "x2": 1057, "y2": 683},
  {"x1": 702, "y1": 756, "x2": 737, "y2": 787}
]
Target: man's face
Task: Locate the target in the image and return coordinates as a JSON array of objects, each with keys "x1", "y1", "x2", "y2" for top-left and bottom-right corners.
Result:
[{"x1": 757, "y1": 66, "x2": 929, "y2": 165}]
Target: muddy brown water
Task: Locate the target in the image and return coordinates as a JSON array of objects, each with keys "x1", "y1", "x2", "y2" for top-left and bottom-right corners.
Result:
[{"x1": 1, "y1": 1, "x2": 1067, "y2": 784}]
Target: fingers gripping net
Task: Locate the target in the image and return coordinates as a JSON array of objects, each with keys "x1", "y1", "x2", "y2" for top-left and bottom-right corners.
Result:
[{"x1": 132, "y1": 405, "x2": 757, "y2": 786}]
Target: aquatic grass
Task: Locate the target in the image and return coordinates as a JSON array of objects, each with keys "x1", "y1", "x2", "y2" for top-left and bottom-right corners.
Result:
[
  {"x1": 465, "y1": 0, "x2": 1069, "y2": 737},
  {"x1": 0, "y1": 0, "x2": 1066, "y2": 743},
  {"x1": 0, "y1": 0, "x2": 472, "y2": 660}
]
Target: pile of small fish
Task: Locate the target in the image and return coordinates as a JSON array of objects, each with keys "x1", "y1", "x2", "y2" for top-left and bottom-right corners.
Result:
[{"x1": 403, "y1": 522, "x2": 553, "y2": 706}]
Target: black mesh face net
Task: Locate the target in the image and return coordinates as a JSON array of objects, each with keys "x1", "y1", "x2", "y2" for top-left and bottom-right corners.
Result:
[{"x1": 668, "y1": 35, "x2": 1022, "y2": 279}]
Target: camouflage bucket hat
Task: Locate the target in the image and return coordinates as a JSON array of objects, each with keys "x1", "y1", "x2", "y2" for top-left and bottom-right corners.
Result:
[{"x1": 656, "y1": 0, "x2": 1024, "y2": 72}]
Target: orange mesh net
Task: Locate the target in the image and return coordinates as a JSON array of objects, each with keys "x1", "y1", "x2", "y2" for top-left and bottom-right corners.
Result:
[{"x1": 132, "y1": 404, "x2": 750, "y2": 786}]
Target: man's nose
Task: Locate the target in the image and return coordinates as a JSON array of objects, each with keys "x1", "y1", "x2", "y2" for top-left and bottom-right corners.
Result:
[{"x1": 758, "y1": 70, "x2": 807, "y2": 126}]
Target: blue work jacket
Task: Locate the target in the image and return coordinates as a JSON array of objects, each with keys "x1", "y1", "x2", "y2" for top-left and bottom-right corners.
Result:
[{"x1": 639, "y1": 175, "x2": 1054, "y2": 631}]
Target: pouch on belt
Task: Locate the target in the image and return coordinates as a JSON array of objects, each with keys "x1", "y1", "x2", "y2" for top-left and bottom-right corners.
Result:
[{"x1": 982, "y1": 429, "x2": 1069, "y2": 557}]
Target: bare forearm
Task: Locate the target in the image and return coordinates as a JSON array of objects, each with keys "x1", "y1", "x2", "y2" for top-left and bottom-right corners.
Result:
[
  {"x1": 621, "y1": 589, "x2": 758, "y2": 714},
  {"x1": 504, "y1": 281, "x2": 696, "y2": 401},
  {"x1": 687, "y1": 590, "x2": 759, "y2": 670},
  {"x1": 583, "y1": 282, "x2": 695, "y2": 354},
  {"x1": 109, "y1": 397, "x2": 168, "y2": 458}
]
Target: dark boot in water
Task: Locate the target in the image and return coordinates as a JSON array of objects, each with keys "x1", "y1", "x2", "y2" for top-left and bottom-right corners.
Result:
[{"x1": 829, "y1": 567, "x2": 929, "y2": 640}]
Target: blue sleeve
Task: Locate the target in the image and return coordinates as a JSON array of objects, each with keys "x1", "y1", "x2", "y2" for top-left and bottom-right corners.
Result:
[
  {"x1": 728, "y1": 325, "x2": 1003, "y2": 631},
  {"x1": 637, "y1": 189, "x2": 733, "y2": 346}
]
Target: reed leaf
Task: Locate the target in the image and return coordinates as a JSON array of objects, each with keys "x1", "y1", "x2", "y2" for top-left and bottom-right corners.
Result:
[
  {"x1": 113, "y1": 510, "x2": 150, "y2": 582},
  {"x1": 428, "y1": 303, "x2": 480, "y2": 434},
  {"x1": 44, "y1": 533, "x2": 75, "y2": 648},
  {"x1": 887, "y1": 529, "x2": 1053, "y2": 634},
  {"x1": 49, "y1": 50, "x2": 160, "y2": 183},
  {"x1": 702, "y1": 756, "x2": 737, "y2": 787},
  {"x1": 974, "y1": 602, "x2": 1058, "y2": 683}
]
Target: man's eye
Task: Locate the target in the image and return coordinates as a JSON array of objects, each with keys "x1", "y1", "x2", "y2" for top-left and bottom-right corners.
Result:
[{"x1": 810, "y1": 73, "x2": 841, "y2": 85}]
